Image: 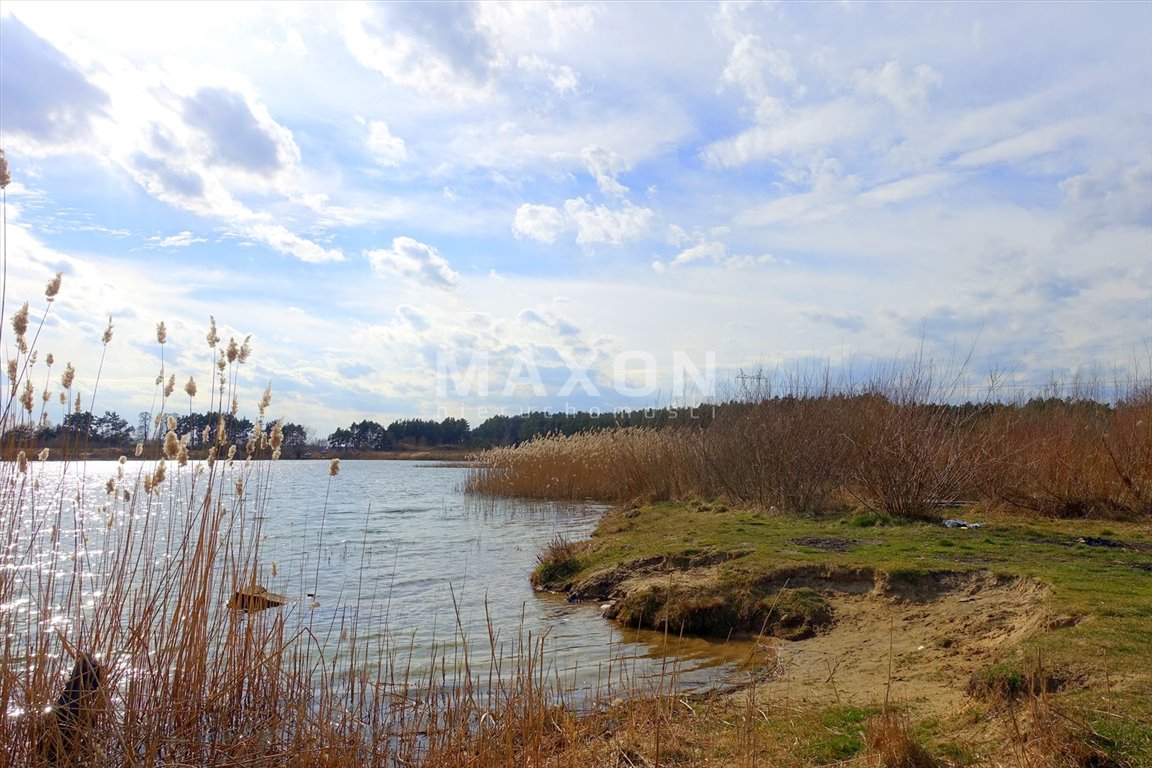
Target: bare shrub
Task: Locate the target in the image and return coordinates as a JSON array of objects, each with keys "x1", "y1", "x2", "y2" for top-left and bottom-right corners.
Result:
[
  {"x1": 988, "y1": 395, "x2": 1151, "y2": 519},
  {"x1": 700, "y1": 395, "x2": 853, "y2": 513}
]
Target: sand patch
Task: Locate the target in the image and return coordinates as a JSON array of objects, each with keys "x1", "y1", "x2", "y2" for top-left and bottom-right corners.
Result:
[{"x1": 755, "y1": 570, "x2": 1052, "y2": 716}]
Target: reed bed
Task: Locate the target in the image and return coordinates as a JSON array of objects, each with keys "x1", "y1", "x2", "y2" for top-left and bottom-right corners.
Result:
[
  {"x1": 466, "y1": 367, "x2": 1152, "y2": 521},
  {"x1": 462, "y1": 426, "x2": 705, "y2": 503}
]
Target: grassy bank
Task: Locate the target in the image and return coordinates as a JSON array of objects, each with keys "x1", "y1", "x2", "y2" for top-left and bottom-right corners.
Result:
[{"x1": 527, "y1": 501, "x2": 1152, "y2": 765}]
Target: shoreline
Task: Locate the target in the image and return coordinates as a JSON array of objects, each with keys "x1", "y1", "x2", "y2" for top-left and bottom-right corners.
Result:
[
  {"x1": 525, "y1": 500, "x2": 1152, "y2": 763},
  {"x1": 2, "y1": 446, "x2": 476, "y2": 462}
]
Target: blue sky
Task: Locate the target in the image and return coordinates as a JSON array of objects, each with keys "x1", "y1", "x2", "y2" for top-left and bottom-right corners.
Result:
[{"x1": 1, "y1": 1, "x2": 1149, "y2": 438}]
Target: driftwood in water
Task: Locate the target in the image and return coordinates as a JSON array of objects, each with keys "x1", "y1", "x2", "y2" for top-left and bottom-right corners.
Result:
[{"x1": 229, "y1": 585, "x2": 287, "y2": 613}]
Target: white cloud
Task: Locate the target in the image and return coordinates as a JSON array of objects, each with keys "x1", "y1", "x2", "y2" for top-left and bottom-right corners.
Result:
[
  {"x1": 2, "y1": 0, "x2": 1148, "y2": 433},
  {"x1": 366, "y1": 236, "x2": 460, "y2": 289},
  {"x1": 579, "y1": 145, "x2": 630, "y2": 197},
  {"x1": 549, "y1": 64, "x2": 579, "y2": 94},
  {"x1": 397, "y1": 304, "x2": 430, "y2": 331},
  {"x1": 857, "y1": 172, "x2": 955, "y2": 207},
  {"x1": 736, "y1": 158, "x2": 861, "y2": 225},
  {"x1": 514, "y1": 198, "x2": 653, "y2": 246},
  {"x1": 853, "y1": 60, "x2": 941, "y2": 114},
  {"x1": 657, "y1": 234, "x2": 780, "y2": 271},
  {"x1": 953, "y1": 119, "x2": 1093, "y2": 169},
  {"x1": 1061, "y1": 157, "x2": 1152, "y2": 234},
  {"x1": 516, "y1": 307, "x2": 581, "y2": 338},
  {"x1": 0, "y1": 20, "x2": 342, "y2": 266},
  {"x1": 517, "y1": 54, "x2": 580, "y2": 94},
  {"x1": 513, "y1": 203, "x2": 566, "y2": 243},
  {"x1": 563, "y1": 198, "x2": 653, "y2": 246},
  {"x1": 148, "y1": 231, "x2": 207, "y2": 248},
  {"x1": 702, "y1": 99, "x2": 876, "y2": 168},
  {"x1": 182, "y1": 86, "x2": 295, "y2": 173},
  {"x1": 672, "y1": 241, "x2": 727, "y2": 265},
  {"x1": 366, "y1": 120, "x2": 408, "y2": 166},
  {"x1": 341, "y1": 3, "x2": 497, "y2": 101},
  {"x1": 248, "y1": 223, "x2": 343, "y2": 264},
  {"x1": 720, "y1": 32, "x2": 797, "y2": 105}
]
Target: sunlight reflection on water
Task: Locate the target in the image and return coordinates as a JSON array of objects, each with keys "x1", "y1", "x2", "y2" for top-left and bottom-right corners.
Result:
[{"x1": 4, "y1": 459, "x2": 758, "y2": 706}]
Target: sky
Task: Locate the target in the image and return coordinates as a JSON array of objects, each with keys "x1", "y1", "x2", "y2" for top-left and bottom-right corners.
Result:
[{"x1": 1, "y1": 1, "x2": 1150, "y2": 439}]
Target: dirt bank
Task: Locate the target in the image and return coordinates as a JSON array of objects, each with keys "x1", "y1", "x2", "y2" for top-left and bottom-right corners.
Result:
[
  {"x1": 562, "y1": 558, "x2": 1053, "y2": 714},
  {"x1": 755, "y1": 570, "x2": 1052, "y2": 715}
]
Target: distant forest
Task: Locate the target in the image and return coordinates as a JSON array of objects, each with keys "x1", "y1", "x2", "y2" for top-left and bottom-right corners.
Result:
[
  {"x1": 325, "y1": 406, "x2": 714, "y2": 451},
  {"x1": 0, "y1": 406, "x2": 715, "y2": 457}
]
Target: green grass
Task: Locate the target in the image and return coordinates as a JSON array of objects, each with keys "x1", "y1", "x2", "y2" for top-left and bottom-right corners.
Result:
[
  {"x1": 537, "y1": 500, "x2": 1152, "y2": 765},
  {"x1": 805, "y1": 705, "x2": 874, "y2": 761}
]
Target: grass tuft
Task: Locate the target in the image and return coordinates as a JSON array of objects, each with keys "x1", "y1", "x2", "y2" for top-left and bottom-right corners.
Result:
[{"x1": 530, "y1": 534, "x2": 585, "y2": 589}]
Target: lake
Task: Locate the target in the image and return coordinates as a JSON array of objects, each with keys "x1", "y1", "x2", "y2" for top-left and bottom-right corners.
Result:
[{"x1": 3, "y1": 458, "x2": 756, "y2": 709}]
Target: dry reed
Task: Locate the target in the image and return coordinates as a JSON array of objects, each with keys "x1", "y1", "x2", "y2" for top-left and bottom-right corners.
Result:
[{"x1": 466, "y1": 359, "x2": 1151, "y2": 521}]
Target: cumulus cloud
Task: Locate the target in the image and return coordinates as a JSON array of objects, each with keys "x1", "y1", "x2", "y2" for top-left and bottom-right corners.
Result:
[
  {"x1": 672, "y1": 240, "x2": 727, "y2": 265},
  {"x1": 342, "y1": 2, "x2": 497, "y2": 100},
  {"x1": 397, "y1": 304, "x2": 430, "y2": 330},
  {"x1": 0, "y1": 20, "x2": 337, "y2": 266},
  {"x1": 1061, "y1": 157, "x2": 1152, "y2": 233},
  {"x1": 514, "y1": 197, "x2": 654, "y2": 247},
  {"x1": 0, "y1": 15, "x2": 109, "y2": 147},
  {"x1": 517, "y1": 54, "x2": 580, "y2": 94},
  {"x1": 518, "y1": 307, "x2": 581, "y2": 338},
  {"x1": 131, "y1": 153, "x2": 206, "y2": 199},
  {"x1": 653, "y1": 235, "x2": 779, "y2": 272},
  {"x1": 563, "y1": 198, "x2": 652, "y2": 245},
  {"x1": 366, "y1": 236, "x2": 460, "y2": 289},
  {"x1": 182, "y1": 87, "x2": 285, "y2": 172},
  {"x1": 366, "y1": 120, "x2": 408, "y2": 166},
  {"x1": 579, "y1": 145, "x2": 630, "y2": 197},
  {"x1": 512, "y1": 203, "x2": 566, "y2": 243},
  {"x1": 517, "y1": 308, "x2": 547, "y2": 327},
  {"x1": 720, "y1": 32, "x2": 797, "y2": 105}
]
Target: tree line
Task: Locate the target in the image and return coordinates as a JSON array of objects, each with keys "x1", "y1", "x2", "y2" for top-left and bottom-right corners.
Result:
[
  {"x1": 324, "y1": 408, "x2": 715, "y2": 451},
  {"x1": 2, "y1": 410, "x2": 311, "y2": 457}
]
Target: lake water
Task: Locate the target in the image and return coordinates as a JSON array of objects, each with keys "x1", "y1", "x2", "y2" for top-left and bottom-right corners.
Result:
[{"x1": 2, "y1": 458, "x2": 757, "y2": 708}]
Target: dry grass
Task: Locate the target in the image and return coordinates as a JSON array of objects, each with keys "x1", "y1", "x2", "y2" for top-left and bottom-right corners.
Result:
[
  {"x1": 466, "y1": 364, "x2": 1151, "y2": 523},
  {"x1": 864, "y1": 710, "x2": 938, "y2": 768},
  {"x1": 463, "y1": 426, "x2": 706, "y2": 504}
]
